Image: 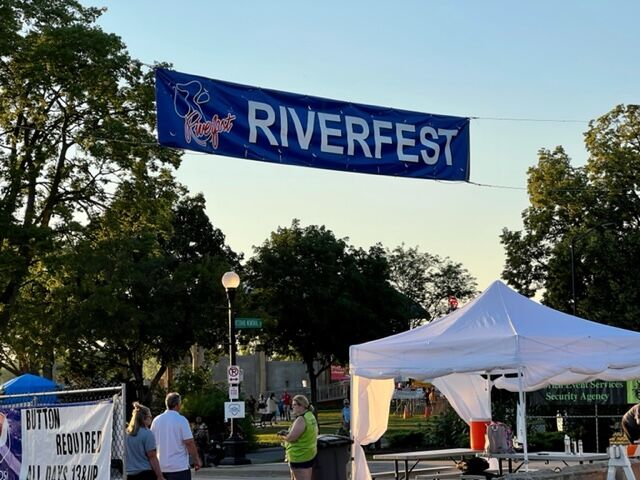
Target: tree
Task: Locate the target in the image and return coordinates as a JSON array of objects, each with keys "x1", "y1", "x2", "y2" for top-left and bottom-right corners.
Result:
[
  {"x1": 245, "y1": 220, "x2": 412, "y2": 403},
  {"x1": 0, "y1": 0, "x2": 180, "y2": 346},
  {"x1": 45, "y1": 172, "x2": 239, "y2": 401},
  {"x1": 0, "y1": 258, "x2": 59, "y2": 376},
  {"x1": 386, "y1": 244, "x2": 478, "y2": 328},
  {"x1": 501, "y1": 104, "x2": 640, "y2": 328}
]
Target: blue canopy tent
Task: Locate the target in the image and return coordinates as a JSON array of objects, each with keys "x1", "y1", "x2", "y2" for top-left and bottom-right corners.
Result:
[{"x1": 0, "y1": 373, "x2": 59, "y2": 404}]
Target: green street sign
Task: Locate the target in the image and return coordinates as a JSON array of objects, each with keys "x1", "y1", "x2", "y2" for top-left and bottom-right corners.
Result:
[{"x1": 235, "y1": 317, "x2": 263, "y2": 329}]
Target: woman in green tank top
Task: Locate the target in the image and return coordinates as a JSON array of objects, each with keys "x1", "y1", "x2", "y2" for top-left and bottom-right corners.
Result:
[{"x1": 278, "y1": 394, "x2": 318, "y2": 480}]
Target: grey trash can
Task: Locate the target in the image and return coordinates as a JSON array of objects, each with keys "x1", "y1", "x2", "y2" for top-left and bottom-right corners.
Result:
[{"x1": 313, "y1": 434, "x2": 352, "y2": 480}]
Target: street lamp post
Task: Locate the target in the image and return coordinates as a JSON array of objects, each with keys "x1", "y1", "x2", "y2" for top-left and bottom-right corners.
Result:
[{"x1": 219, "y1": 271, "x2": 251, "y2": 465}]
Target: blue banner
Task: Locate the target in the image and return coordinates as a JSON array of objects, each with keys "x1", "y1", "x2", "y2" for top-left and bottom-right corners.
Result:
[
  {"x1": 155, "y1": 68, "x2": 470, "y2": 181},
  {"x1": 0, "y1": 409, "x2": 22, "y2": 480}
]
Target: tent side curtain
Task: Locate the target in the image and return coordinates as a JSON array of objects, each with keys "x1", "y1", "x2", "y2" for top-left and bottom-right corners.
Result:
[
  {"x1": 351, "y1": 375, "x2": 394, "y2": 480},
  {"x1": 433, "y1": 373, "x2": 491, "y2": 423}
]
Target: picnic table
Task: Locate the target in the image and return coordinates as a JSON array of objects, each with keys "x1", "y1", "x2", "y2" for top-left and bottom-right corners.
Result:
[
  {"x1": 372, "y1": 448, "x2": 483, "y2": 480},
  {"x1": 489, "y1": 451, "x2": 609, "y2": 475}
]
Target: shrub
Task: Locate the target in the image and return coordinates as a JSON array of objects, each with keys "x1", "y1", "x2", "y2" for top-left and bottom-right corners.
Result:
[
  {"x1": 527, "y1": 431, "x2": 564, "y2": 451},
  {"x1": 383, "y1": 410, "x2": 469, "y2": 451},
  {"x1": 174, "y1": 367, "x2": 212, "y2": 394},
  {"x1": 180, "y1": 386, "x2": 257, "y2": 450},
  {"x1": 423, "y1": 410, "x2": 469, "y2": 448},
  {"x1": 386, "y1": 430, "x2": 426, "y2": 450},
  {"x1": 180, "y1": 386, "x2": 228, "y2": 433}
]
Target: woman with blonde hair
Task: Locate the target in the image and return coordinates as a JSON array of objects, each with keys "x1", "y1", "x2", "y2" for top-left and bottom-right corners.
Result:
[
  {"x1": 278, "y1": 395, "x2": 318, "y2": 480},
  {"x1": 126, "y1": 402, "x2": 164, "y2": 480}
]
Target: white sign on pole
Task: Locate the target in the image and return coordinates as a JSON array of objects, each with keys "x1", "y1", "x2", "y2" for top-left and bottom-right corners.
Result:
[
  {"x1": 19, "y1": 402, "x2": 114, "y2": 480},
  {"x1": 229, "y1": 385, "x2": 239, "y2": 400},
  {"x1": 227, "y1": 365, "x2": 240, "y2": 384},
  {"x1": 224, "y1": 401, "x2": 245, "y2": 420}
]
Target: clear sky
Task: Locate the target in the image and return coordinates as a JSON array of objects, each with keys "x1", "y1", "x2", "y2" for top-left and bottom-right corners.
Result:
[{"x1": 81, "y1": 0, "x2": 639, "y2": 290}]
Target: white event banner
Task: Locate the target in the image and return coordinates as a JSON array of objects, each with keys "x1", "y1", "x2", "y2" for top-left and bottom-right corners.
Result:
[{"x1": 19, "y1": 402, "x2": 113, "y2": 480}]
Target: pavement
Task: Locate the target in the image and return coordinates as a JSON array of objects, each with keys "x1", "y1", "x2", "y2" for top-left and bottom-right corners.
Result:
[
  {"x1": 193, "y1": 446, "x2": 399, "y2": 480},
  {"x1": 196, "y1": 447, "x2": 290, "y2": 479},
  {"x1": 192, "y1": 447, "x2": 599, "y2": 480}
]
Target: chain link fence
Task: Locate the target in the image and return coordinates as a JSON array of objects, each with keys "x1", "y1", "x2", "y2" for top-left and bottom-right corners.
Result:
[
  {"x1": 0, "y1": 384, "x2": 126, "y2": 480},
  {"x1": 384, "y1": 395, "x2": 627, "y2": 454},
  {"x1": 526, "y1": 412, "x2": 626, "y2": 453}
]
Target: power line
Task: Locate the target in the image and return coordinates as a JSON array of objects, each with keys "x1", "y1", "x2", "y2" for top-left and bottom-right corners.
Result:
[
  {"x1": 467, "y1": 181, "x2": 526, "y2": 191},
  {"x1": 470, "y1": 116, "x2": 588, "y2": 124},
  {"x1": 3, "y1": 120, "x2": 617, "y2": 194}
]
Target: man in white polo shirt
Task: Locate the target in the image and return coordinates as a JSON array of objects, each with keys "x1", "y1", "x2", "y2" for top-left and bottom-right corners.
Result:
[{"x1": 151, "y1": 392, "x2": 202, "y2": 480}]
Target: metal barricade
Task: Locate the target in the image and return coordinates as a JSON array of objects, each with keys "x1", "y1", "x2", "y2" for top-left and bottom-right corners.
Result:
[{"x1": 0, "y1": 384, "x2": 126, "y2": 480}]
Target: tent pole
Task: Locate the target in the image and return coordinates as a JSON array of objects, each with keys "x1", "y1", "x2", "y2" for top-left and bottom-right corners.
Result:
[
  {"x1": 595, "y1": 403, "x2": 599, "y2": 453},
  {"x1": 487, "y1": 374, "x2": 493, "y2": 419},
  {"x1": 518, "y1": 367, "x2": 529, "y2": 471},
  {"x1": 350, "y1": 374, "x2": 355, "y2": 479}
]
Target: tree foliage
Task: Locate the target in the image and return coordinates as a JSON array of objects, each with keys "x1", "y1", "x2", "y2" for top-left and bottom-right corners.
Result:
[
  {"x1": 386, "y1": 244, "x2": 478, "y2": 328},
  {"x1": 245, "y1": 220, "x2": 412, "y2": 403},
  {"x1": 501, "y1": 104, "x2": 640, "y2": 328},
  {"x1": 0, "y1": 1, "x2": 246, "y2": 396},
  {"x1": 0, "y1": 0, "x2": 180, "y2": 342},
  {"x1": 46, "y1": 174, "x2": 239, "y2": 401}
]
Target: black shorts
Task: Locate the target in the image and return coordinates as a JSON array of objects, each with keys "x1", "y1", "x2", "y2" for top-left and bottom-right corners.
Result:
[
  {"x1": 163, "y1": 470, "x2": 191, "y2": 480},
  {"x1": 290, "y1": 456, "x2": 317, "y2": 469},
  {"x1": 127, "y1": 471, "x2": 156, "y2": 480}
]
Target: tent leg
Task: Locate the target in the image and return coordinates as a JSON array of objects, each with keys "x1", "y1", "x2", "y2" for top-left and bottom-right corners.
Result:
[
  {"x1": 517, "y1": 367, "x2": 529, "y2": 472},
  {"x1": 486, "y1": 375, "x2": 493, "y2": 419},
  {"x1": 350, "y1": 375, "x2": 354, "y2": 479}
]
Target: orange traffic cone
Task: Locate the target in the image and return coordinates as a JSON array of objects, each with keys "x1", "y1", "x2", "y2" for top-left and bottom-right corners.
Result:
[{"x1": 403, "y1": 405, "x2": 410, "y2": 419}]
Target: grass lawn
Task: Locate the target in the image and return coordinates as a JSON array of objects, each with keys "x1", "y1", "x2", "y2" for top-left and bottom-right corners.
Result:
[{"x1": 255, "y1": 409, "x2": 430, "y2": 447}]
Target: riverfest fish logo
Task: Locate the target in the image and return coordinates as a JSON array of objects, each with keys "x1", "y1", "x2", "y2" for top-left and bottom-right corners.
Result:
[{"x1": 171, "y1": 79, "x2": 236, "y2": 149}]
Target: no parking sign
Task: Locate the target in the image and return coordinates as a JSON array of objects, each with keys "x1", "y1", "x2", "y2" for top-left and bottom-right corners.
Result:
[{"x1": 227, "y1": 365, "x2": 241, "y2": 384}]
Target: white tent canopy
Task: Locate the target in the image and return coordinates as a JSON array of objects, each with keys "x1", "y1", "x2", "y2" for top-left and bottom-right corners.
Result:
[{"x1": 349, "y1": 280, "x2": 640, "y2": 480}]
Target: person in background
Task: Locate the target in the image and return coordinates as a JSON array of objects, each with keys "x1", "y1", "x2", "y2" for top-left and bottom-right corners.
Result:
[
  {"x1": 151, "y1": 392, "x2": 201, "y2": 480},
  {"x1": 278, "y1": 394, "x2": 318, "y2": 480},
  {"x1": 341, "y1": 399, "x2": 351, "y2": 433},
  {"x1": 278, "y1": 396, "x2": 285, "y2": 422},
  {"x1": 428, "y1": 387, "x2": 437, "y2": 404},
  {"x1": 192, "y1": 416, "x2": 209, "y2": 468},
  {"x1": 282, "y1": 391, "x2": 292, "y2": 421},
  {"x1": 257, "y1": 393, "x2": 268, "y2": 427},
  {"x1": 428, "y1": 387, "x2": 440, "y2": 414},
  {"x1": 126, "y1": 402, "x2": 164, "y2": 480},
  {"x1": 246, "y1": 395, "x2": 257, "y2": 421},
  {"x1": 267, "y1": 392, "x2": 279, "y2": 425},
  {"x1": 622, "y1": 403, "x2": 640, "y2": 443}
]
